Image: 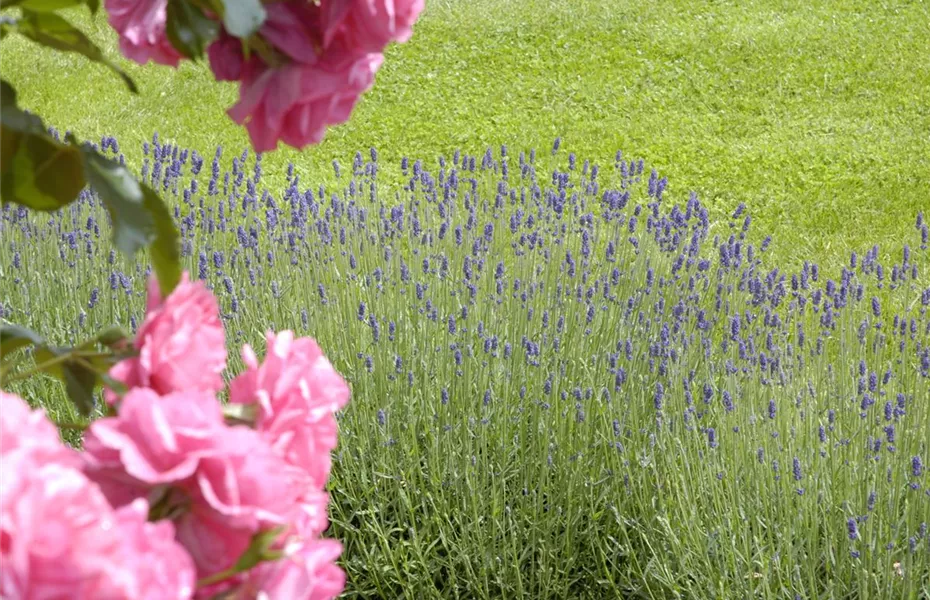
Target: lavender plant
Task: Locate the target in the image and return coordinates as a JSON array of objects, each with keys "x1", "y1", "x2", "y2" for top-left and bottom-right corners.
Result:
[{"x1": 1, "y1": 135, "x2": 928, "y2": 599}]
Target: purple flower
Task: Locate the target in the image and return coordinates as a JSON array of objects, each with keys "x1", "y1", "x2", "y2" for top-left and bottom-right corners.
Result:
[
  {"x1": 722, "y1": 390, "x2": 734, "y2": 412},
  {"x1": 914, "y1": 456, "x2": 924, "y2": 478},
  {"x1": 197, "y1": 251, "x2": 208, "y2": 280},
  {"x1": 847, "y1": 518, "x2": 859, "y2": 540}
]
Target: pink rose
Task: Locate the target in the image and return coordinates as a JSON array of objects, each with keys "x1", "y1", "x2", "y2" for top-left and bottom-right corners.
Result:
[
  {"x1": 111, "y1": 498, "x2": 198, "y2": 599},
  {"x1": 322, "y1": 0, "x2": 424, "y2": 51},
  {"x1": 0, "y1": 391, "x2": 78, "y2": 468},
  {"x1": 227, "y1": 52, "x2": 383, "y2": 152},
  {"x1": 192, "y1": 426, "x2": 304, "y2": 528},
  {"x1": 83, "y1": 388, "x2": 225, "y2": 495},
  {"x1": 173, "y1": 426, "x2": 304, "y2": 577},
  {"x1": 236, "y1": 539, "x2": 345, "y2": 600},
  {"x1": 208, "y1": 31, "x2": 247, "y2": 82},
  {"x1": 105, "y1": 0, "x2": 182, "y2": 66},
  {"x1": 260, "y1": 1, "x2": 325, "y2": 64},
  {"x1": 108, "y1": 272, "x2": 226, "y2": 400},
  {"x1": 230, "y1": 330, "x2": 350, "y2": 487},
  {"x1": 84, "y1": 387, "x2": 305, "y2": 578},
  {"x1": 1, "y1": 460, "x2": 195, "y2": 599}
]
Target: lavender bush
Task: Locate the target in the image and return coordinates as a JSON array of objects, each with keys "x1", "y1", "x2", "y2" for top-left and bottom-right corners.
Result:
[{"x1": 1, "y1": 134, "x2": 928, "y2": 598}]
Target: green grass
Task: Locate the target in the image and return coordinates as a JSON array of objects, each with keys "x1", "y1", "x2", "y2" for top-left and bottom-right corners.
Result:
[{"x1": 2, "y1": 0, "x2": 929, "y2": 271}]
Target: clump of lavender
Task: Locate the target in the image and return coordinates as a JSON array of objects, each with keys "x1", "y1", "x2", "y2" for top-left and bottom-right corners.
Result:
[{"x1": 2, "y1": 134, "x2": 927, "y2": 599}]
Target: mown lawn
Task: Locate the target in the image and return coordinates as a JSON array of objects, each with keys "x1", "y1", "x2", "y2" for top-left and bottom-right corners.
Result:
[{"x1": 2, "y1": 0, "x2": 928, "y2": 271}]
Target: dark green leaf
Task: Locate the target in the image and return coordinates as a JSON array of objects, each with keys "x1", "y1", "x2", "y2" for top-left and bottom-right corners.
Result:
[
  {"x1": 80, "y1": 148, "x2": 180, "y2": 295},
  {"x1": 165, "y1": 0, "x2": 218, "y2": 60},
  {"x1": 99, "y1": 373, "x2": 128, "y2": 397},
  {"x1": 0, "y1": 122, "x2": 86, "y2": 210},
  {"x1": 30, "y1": 344, "x2": 104, "y2": 416},
  {"x1": 85, "y1": 0, "x2": 98, "y2": 15},
  {"x1": 80, "y1": 148, "x2": 152, "y2": 254},
  {"x1": 9, "y1": 12, "x2": 137, "y2": 93},
  {"x1": 32, "y1": 346, "x2": 64, "y2": 378},
  {"x1": 0, "y1": 323, "x2": 45, "y2": 359},
  {"x1": 220, "y1": 0, "x2": 266, "y2": 39},
  {"x1": 141, "y1": 184, "x2": 181, "y2": 295},
  {"x1": 96, "y1": 325, "x2": 131, "y2": 348},
  {"x1": 62, "y1": 359, "x2": 97, "y2": 416},
  {"x1": 0, "y1": 79, "x2": 16, "y2": 107}
]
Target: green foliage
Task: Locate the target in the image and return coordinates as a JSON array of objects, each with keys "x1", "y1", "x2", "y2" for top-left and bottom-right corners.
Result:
[
  {"x1": 0, "y1": 1, "x2": 181, "y2": 417},
  {"x1": 165, "y1": 0, "x2": 218, "y2": 60},
  {"x1": 218, "y1": 0, "x2": 265, "y2": 40},
  {"x1": 0, "y1": 81, "x2": 181, "y2": 295},
  {"x1": 0, "y1": 323, "x2": 45, "y2": 359},
  {"x1": 0, "y1": 322, "x2": 133, "y2": 416},
  {"x1": 79, "y1": 147, "x2": 181, "y2": 294}
]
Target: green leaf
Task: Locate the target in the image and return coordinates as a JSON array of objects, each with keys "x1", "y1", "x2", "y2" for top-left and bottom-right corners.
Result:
[
  {"x1": 0, "y1": 125, "x2": 86, "y2": 211},
  {"x1": 79, "y1": 148, "x2": 181, "y2": 295},
  {"x1": 220, "y1": 0, "x2": 266, "y2": 39},
  {"x1": 80, "y1": 148, "x2": 150, "y2": 254},
  {"x1": 233, "y1": 527, "x2": 285, "y2": 572},
  {"x1": 32, "y1": 346, "x2": 65, "y2": 379},
  {"x1": 141, "y1": 185, "x2": 181, "y2": 295},
  {"x1": 165, "y1": 0, "x2": 218, "y2": 60},
  {"x1": 30, "y1": 344, "x2": 104, "y2": 415},
  {"x1": 62, "y1": 359, "x2": 97, "y2": 416},
  {"x1": 85, "y1": 0, "x2": 98, "y2": 15},
  {"x1": 0, "y1": 80, "x2": 16, "y2": 107},
  {"x1": 8, "y1": 12, "x2": 137, "y2": 93},
  {"x1": 96, "y1": 325, "x2": 131, "y2": 348},
  {"x1": 0, "y1": 323, "x2": 45, "y2": 359}
]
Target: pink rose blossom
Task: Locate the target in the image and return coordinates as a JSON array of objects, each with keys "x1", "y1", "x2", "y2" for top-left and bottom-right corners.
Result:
[
  {"x1": 111, "y1": 498, "x2": 198, "y2": 599},
  {"x1": 322, "y1": 0, "x2": 425, "y2": 51},
  {"x1": 84, "y1": 387, "x2": 305, "y2": 578},
  {"x1": 1, "y1": 456, "x2": 194, "y2": 599},
  {"x1": 192, "y1": 426, "x2": 304, "y2": 528},
  {"x1": 174, "y1": 503, "x2": 255, "y2": 581},
  {"x1": 105, "y1": 0, "x2": 182, "y2": 66},
  {"x1": 234, "y1": 539, "x2": 345, "y2": 600},
  {"x1": 175, "y1": 425, "x2": 304, "y2": 577},
  {"x1": 260, "y1": 1, "x2": 325, "y2": 64},
  {"x1": 230, "y1": 330, "x2": 350, "y2": 487},
  {"x1": 108, "y1": 272, "x2": 226, "y2": 401},
  {"x1": 83, "y1": 388, "x2": 225, "y2": 500},
  {"x1": 228, "y1": 52, "x2": 382, "y2": 152},
  {"x1": 0, "y1": 391, "x2": 78, "y2": 468},
  {"x1": 208, "y1": 31, "x2": 247, "y2": 82}
]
